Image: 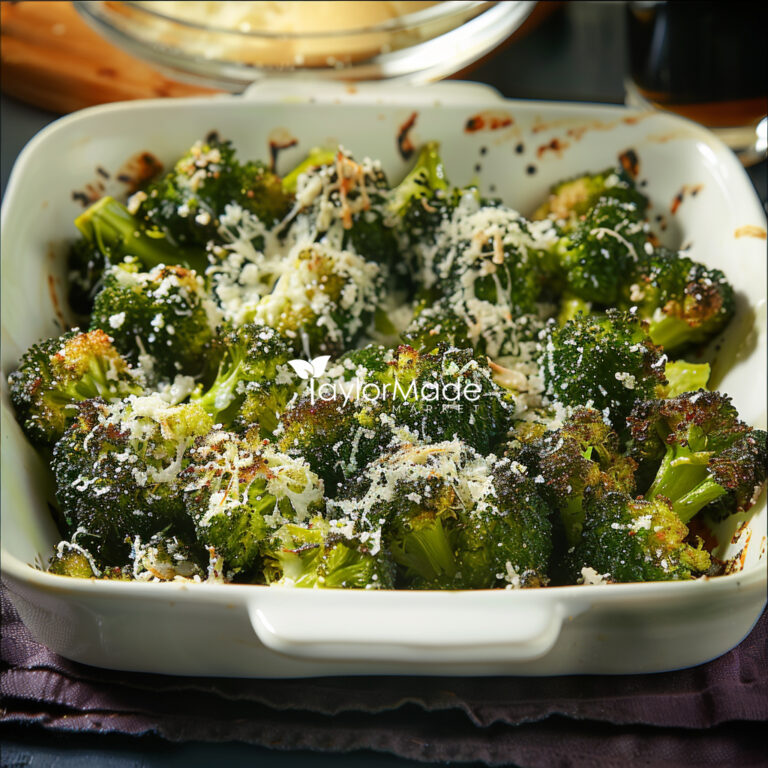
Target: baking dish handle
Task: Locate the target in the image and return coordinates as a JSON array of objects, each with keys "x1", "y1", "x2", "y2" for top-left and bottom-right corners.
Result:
[{"x1": 248, "y1": 591, "x2": 589, "y2": 663}]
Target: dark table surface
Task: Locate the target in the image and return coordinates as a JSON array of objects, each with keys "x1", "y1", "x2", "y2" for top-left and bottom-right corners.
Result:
[{"x1": 1, "y1": 3, "x2": 766, "y2": 767}]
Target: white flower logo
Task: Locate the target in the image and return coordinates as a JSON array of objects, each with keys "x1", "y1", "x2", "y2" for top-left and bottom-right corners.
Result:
[{"x1": 287, "y1": 355, "x2": 331, "y2": 380}]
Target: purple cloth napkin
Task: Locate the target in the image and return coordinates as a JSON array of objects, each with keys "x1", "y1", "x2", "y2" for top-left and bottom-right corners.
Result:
[{"x1": 2, "y1": 584, "x2": 766, "y2": 766}]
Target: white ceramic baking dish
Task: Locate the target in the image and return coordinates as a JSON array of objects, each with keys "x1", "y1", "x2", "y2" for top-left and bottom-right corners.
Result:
[{"x1": 2, "y1": 81, "x2": 766, "y2": 677}]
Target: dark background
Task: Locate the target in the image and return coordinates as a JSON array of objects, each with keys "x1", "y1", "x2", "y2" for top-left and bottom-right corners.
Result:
[{"x1": 1, "y1": 2, "x2": 766, "y2": 766}]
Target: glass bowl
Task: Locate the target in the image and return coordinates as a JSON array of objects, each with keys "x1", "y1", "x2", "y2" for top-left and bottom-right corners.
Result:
[{"x1": 74, "y1": 1, "x2": 535, "y2": 90}]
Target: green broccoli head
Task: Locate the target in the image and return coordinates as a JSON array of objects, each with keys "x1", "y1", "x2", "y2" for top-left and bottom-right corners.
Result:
[
  {"x1": 540, "y1": 309, "x2": 667, "y2": 430},
  {"x1": 305, "y1": 342, "x2": 515, "y2": 457},
  {"x1": 181, "y1": 429, "x2": 324, "y2": 577},
  {"x1": 52, "y1": 395, "x2": 213, "y2": 564},
  {"x1": 328, "y1": 442, "x2": 474, "y2": 589},
  {"x1": 278, "y1": 392, "x2": 396, "y2": 496},
  {"x1": 533, "y1": 166, "x2": 648, "y2": 226},
  {"x1": 47, "y1": 541, "x2": 99, "y2": 578},
  {"x1": 567, "y1": 493, "x2": 711, "y2": 583},
  {"x1": 127, "y1": 532, "x2": 206, "y2": 581},
  {"x1": 330, "y1": 441, "x2": 552, "y2": 590},
  {"x1": 252, "y1": 242, "x2": 383, "y2": 357},
  {"x1": 456, "y1": 456, "x2": 553, "y2": 589},
  {"x1": 621, "y1": 247, "x2": 735, "y2": 354},
  {"x1": 704, "y1": 430, "x2": 767, "y2": 521},
  {"x1": 367, "y1": 343, "x2": 516, "y2": 454},
  {"x1": 551, "y1": 197, "x2": 649, "y2": 304},
  {"x1": 192, "y1": 323, "x2": 296, "y2": 434},
  {"x1": 8, "y1": 328, "x2": 144, "y2": 448},
  {"x1": 628, "y1": 391, "x2": 763, "y2": 522},
  {"x1": 432, "y1": 203, "x2": 545, "y2": 316},
  {"x1": 405, "y1": 195, "x2": 554, "y2": 357},
  {"x1": 136, "y1": 137, "x2": 291, "y2": 250},
  {"x1": 514, "y1": 408, "x2": 637, "y2": 546},
  {"x1": 401, "y1": 298, "x2": 473, "y2": 354},
  {"x1": 90, "y1": 262, "x2": 218, "y2": 383},
  {"x1": 262, "y1": 516, "x2": 395, "y2": 589},
  {"x1": 282, "y1": 148, "x2": 398, "y2": 264},
  {"x1": 399, "y1": 186, "x2": 472, "y2": 280},
  {"x1": 388, "y1": 141, "x2": 449, "y2": 220},
  {"x1": 404, "y1": 292, "x2": 547, "y2": 360}
]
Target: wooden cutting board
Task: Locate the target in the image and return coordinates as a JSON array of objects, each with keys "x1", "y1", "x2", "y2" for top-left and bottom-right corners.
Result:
[{"x1": 0, "y1": 1, "x2": 220, "y2": 114}]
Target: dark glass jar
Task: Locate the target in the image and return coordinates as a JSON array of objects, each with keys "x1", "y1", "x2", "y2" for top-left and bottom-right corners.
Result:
[{"x1": 627, "y1": 1, "x2": 767, "y2": 128}]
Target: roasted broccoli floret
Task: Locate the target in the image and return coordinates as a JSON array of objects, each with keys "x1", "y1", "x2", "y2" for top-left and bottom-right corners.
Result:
[
  {"x1": 279, "y1": 341, "x2": 514, "y2": 493},
  {"x1": 704, "y1": 430, "x2": 767, "y2": 521},
  {"x1": 136, "y1": 137, "x2": 291, "y2": 250},
  {"x1": 181, "y1": 429, "x2": 324, "y2": 577},
  {"x1": 430, "y1": 202, "x2": 544, "y2": 315},
  {"x1": 620, "y1": 247, "x2": 735, "y2": 354},
  {"x1": 75, "y1": 196, "x2": 207, "y2": 274},
  {"x1": 628, "y1": 391, "x2": 766, "y2": 522},
  {"x1": 253, "y1": 242, "x2": 382, "y2": 356},
  {"x1": 540, "y1": 309, "x2": 667, "y2": 430},
  {"x1": 47, "y1": 542, "x2": 99, "y2": 578},
  {"x1": 52, "y1": 396, "x2": 212, "y2": 564},
  {"x1": 330, "y1": 442, "x2": 552, "y2": 589},
  {"x1": 403, "y1": 193, "x2": 555, "y2": 357},
  {"x1": 533, "y1": 167, "x2": 648, "y2": 226},
  {"x1": 263, "y1": 516, "x2": 395, "y2": 589},
  {"x1": 8, "y1": 328, "x2": 143, "y2": 448},
  {"x1": 278, "y1": 391, "x2": 396, "y2": 496},
  {"x1": 128, "y1": 532, "x2": 205, "y2": 581},
  {"x1": 388, "y1": 141, "x2": 449, "y2": 220},
  {"x1": 409, "y1": 292, "x2": 548, "y2": 360},
  {"x1": 329, "y1": 442, "x2": 466, "y2": 589},
  {"x1": 360, "y1": 343, "x2": 516, "y2": 454},
  {"x1": 455, "y1": 456, "x2": 553, "y2": 589},
  {"x1": 281, "y1": 149, "x2": 398, "y2": 264},
  {"x1": 191, "y1": 323, "x2": 295, "y2": 434},
  {"x1": 514, "y1": 408, "x2": 637, "y2": 546},
  {"x1": 400, "y1": 186, "x2": 474, "y2": 274},
  {"x1": 90, "y1": 262, "x2": 218, "y2": 383},
  {"x1": 567, "y1": 493, "x2": 711, "y2": 583},
  {"x1": 549, "y1": 197, "x2": 649, "y2": 304},
  {"x1": 400, "y1": 298, "x2": 473, "y2": 354}
]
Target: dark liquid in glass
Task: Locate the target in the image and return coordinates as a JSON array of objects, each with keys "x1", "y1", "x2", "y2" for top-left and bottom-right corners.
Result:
[{"x1": 627, "y1": 1, "x2": 767, "y2": 127}]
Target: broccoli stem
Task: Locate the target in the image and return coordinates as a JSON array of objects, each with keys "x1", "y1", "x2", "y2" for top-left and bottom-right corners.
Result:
[
  {"x1": 75, "y1": 196, "x2": 208, "y2": 274},
  {"x1": 281, "y1": 147, "x2": 337, "y2": 194},
  {"x1": 391, "y1": 516, "x2": 457, "y2": 585},
  {"x1": 647, "y1": 446, "x2": 707, "y2": 499},
  {"x1": 274, "y1": 546, "x2": 322, "y2": 586},
  {"x1": 193, "y1": 354, "x2": 245, "y2": 421},
  {"x1": 321, "y1": 545, "x2": 373, "y2": 588},
  {"x1": 673, "y1": 479, "x2": 727, "y2": 523},
  {"x1": 646, "y1": 445, "x2": 723, "y2": 523},
  {"x1": 663, "y1": 360, "x2": 710, "y2": 397},
  {"x1": 647, "y1": 313, "x2": 696, "y2": 352},
  {"x1": 561, "y1": 497, "x2": 586, "y2": 547}
]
